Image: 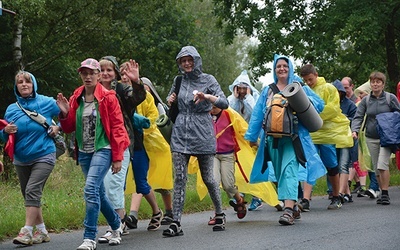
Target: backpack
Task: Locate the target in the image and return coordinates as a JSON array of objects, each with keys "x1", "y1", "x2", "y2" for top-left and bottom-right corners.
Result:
[
  {"x1": 261, "y1": 83, "x2": 306, "y2": 173},
  {"x1": 263, "y1": 84, "x2": 297, "y2": 137}
]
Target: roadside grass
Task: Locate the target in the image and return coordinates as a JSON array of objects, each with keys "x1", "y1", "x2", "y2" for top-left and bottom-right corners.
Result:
[{"x1": 1, "y1": 156, "x2": 400, "y2": 241}]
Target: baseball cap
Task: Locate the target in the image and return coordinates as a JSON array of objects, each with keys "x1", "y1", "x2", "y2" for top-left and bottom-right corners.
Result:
[{"x1": 77, "y1": 58, "x2": 101, "y2": 72}]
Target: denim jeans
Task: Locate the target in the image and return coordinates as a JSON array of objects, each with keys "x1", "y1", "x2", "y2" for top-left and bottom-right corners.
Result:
[
  {"x1": 368, "y1": 171, "x2": 379, "y2": 191},
  {"x1": 79, "y1": 149, "x2": 120, "y2": 240}
]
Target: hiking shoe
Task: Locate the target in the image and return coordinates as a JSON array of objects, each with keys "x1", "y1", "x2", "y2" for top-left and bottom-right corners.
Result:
[
  {"x1": 339, "y1": 193, "x2": 345, "y2": 203},
  {"x1": 376, "y1": 197, "x2": 382, "y2": 204},
  {"x1": 125, "y1": 214, "x2": 138, "y2": 229},
  {"x1": 357, "y1": 188, "x2": 368, "y2": 197},
  {"x1": 279, "y1": 211, "x2": 294, "y2": 225},
  {"x1": 121, "y1": 221, "x2": 129, "y2": 235},
  {"x1": 32, "y1": 230, "x2": 50, "y2": 244},
  {"x1": 13, "y1": 227, "x2": 33, "y2": 246},
  {"x1": 344, "y1": 194, "x2": 353, "y2": 203},
  {"x1": 108, "y1": 229, "x2": 121, "y2": 246},
  {"x1": 293, "y1": 205, "x2": 301, "y2": 220},
  {"x1": 381, "y1": 195, "x2": 390, "y2": 205},
  {"x1": 275, "y1": 201, "x2": 284, "y2": 211},
  {"x1": 147, "y1": 210, "x2": 163, "y2": 231},
  {"x1": 98, "y1": 230, "x2": 112, "y2": 244},
  {"x1": 248, "y1": 197, "x2": 263, "y2": 211},
  {"x1": 327, "y1": 197, "x2": 342, "y2": 210},
  {"x1": 77, "y1": 239, "x2": 96, "y2": 250},
  {"x1": 212, "y1": 213, "x2": 226, "y2": 231},
  {"x1": 161, "y1": 214, "x2": 174, "y2": 225},
  {"x1": 365, "y1": 189, "x2": 380, "y2": 199},
  {"x1": 298, "y1": 198, "x2": 310, "y2": 212}
]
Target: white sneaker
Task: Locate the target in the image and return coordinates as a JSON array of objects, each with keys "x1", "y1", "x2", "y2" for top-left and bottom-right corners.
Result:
[
  {"x1": 77, "y1": 239, "x2": 96, "y2": 250},
  {"x1": 365, "y1": 189, "x2": 380, "y2": 199},
  {"x1": 108, "y1": 229, "x2": 121, "y2": 246},
  {"x1": 98, "y1": 230, "x2": 112, "y2": 244}
]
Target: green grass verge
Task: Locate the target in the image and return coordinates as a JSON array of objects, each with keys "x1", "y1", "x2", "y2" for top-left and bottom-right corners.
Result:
[{"x1": 1, "y1": 156, "x2": 400, "y2": 241}]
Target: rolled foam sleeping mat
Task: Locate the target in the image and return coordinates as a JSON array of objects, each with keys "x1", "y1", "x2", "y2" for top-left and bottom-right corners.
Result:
[
  {"x1": 281, "y1": 82, "x2": 323, "y2": 132},
  {"x1": 156, "y1": 114, "x2": 173, "y2": 143}
]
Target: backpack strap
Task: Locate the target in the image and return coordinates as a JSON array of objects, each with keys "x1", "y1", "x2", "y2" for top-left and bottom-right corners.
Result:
[
  {"x1": 174, "y1": 75, "x2": 183, "y2": 95},
  {"x1": 268, "y1": 83, "x2": 280, "y2": 95}
]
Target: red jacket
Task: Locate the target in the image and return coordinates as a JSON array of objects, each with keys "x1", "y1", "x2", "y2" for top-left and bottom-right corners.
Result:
[{"x1": 60, "y1": 83, "x2": 129, "y2": 162}]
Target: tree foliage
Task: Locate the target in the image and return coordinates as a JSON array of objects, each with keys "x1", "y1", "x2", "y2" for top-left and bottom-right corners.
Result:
[
  {"x1": 213, "y1": 0, "x2": 400, "y2": 90},
  {"x1": 0, "y1": 0, "x2": 249, "y2": 116}
]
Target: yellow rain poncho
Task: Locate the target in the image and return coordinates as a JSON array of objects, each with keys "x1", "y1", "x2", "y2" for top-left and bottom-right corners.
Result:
[
  {"x1": 125, "y1": 92, "x2": 173, "y2": 194},
  {"x1": 310, "y1": 77, "x2": 353, "y2": 148},
  {"x1": 189, "y1": 107, "x2": 279, "y2": 207}
]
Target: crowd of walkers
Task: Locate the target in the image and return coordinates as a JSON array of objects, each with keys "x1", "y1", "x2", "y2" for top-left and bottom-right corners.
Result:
[{"x1": 1, "y1": 45, "x2": 399, "y2": 250}]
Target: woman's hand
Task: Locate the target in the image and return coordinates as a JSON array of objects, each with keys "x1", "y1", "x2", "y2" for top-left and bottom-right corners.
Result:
[
  {"x1": 111, "y1": 161, "x2": 122, "y2": 174},
  {"x1": 56, "y1": 93, "x2": 70, "y2": 117},
  {"x1": 352, "y1": 132, "x2": 358, "y2": 139},
  {"x1": 168, "y1": 92, "x2": 177, "y2": 106},
  {"x1": 47, "y1": 125, "x2": 61, "y2": 138},
  {"x1": 5, "y1": 122, "x2": 18, "y2": 134}
]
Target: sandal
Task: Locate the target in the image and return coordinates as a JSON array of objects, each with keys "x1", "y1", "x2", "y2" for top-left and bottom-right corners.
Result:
[
  {"x1": 212, "y1": 213, "x2": 226, "y2": 231},
  {"x1": 208, "y1": 215, "x2": 216, "y2": 225},
  {"x1": 162, "y1": 222, "x2": 184, "y2": 237},
  {"x1": 235, "y1": 197, "x2": 247, "y2": 219},
  {"x1": 278, "y1": 211, "x2": 294, "y2": 225},
  {"x1": 147, "y1": 210, "x2": 163, "y2": 231}
]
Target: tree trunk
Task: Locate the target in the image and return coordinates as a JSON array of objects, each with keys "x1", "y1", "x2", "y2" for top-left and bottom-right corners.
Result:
[
  {"x1": 385, "y1": 19, "x2": 400, "y2": 92},
  {"x1": 13, "y1": 17, "x2": 23, "y2": 71}
]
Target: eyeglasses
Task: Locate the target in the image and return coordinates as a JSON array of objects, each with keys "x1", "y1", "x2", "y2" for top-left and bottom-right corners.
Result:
[{"x1": 79, "y1": 71, "x2": 99, "y2": 77}]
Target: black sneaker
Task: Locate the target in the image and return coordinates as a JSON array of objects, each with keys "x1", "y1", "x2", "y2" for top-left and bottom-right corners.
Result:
[
  {"x1": 357, "y1": 188, "x2": 368, "y2": 197},
  {"x1": 298, "y1": 198, "x2": 310, "y2": 212},
  {"x1": 327, "y1": 197, "x2": 342, "y2": 210},
  {"x1": 339, "y1": 193, "x2": 345, "y2": 203},
  {"x1": 124, "y1": 215, "x2": 138, "y2": 229},
  {"x1": 344, "y1": 194, "x2": 353, "y2": 203}
]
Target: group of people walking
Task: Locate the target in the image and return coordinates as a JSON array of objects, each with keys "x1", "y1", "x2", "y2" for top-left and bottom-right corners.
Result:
[{"x1": 1, "y1": 45, "x2": 399, "y2": 250}]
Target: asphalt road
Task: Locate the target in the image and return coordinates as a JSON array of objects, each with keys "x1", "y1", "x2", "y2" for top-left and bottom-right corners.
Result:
[{"x1": 1, "y1": 186, "x2": 400, "y2": 250}]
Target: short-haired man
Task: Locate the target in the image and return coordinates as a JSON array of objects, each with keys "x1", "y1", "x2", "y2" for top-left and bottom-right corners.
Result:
[
  {"x1": 299, "y1": 64, "x2": 353, "y2": 211},
  {"x1": 341, "y1": 77, "x2": 359, "y2": 103}
]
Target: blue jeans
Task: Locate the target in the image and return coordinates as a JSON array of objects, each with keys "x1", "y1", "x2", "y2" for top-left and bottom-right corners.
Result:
[
  {"x1": 368, "y1": 171, "x2": 379, "y2": 191},
  {"x1": 79, "y1": 149, "x2": 120, "y2": 240}
]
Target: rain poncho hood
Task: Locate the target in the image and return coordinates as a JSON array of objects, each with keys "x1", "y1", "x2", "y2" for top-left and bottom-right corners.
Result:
[
  {"x1": 272, "y1": 54, "x2": 304, "y2": 84},
  {"x1": 354, "y1": 80, "x2": 372, "y2": 97},
  {"x1": 176, "y1": 46, "x2": 202, "y2": 78},
  {"x1": 332, "y1": 79, "x2": 346, "y2": 94},
  {"x1": 228, "y1": 70, "x2": 260, "y2": 98}
]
